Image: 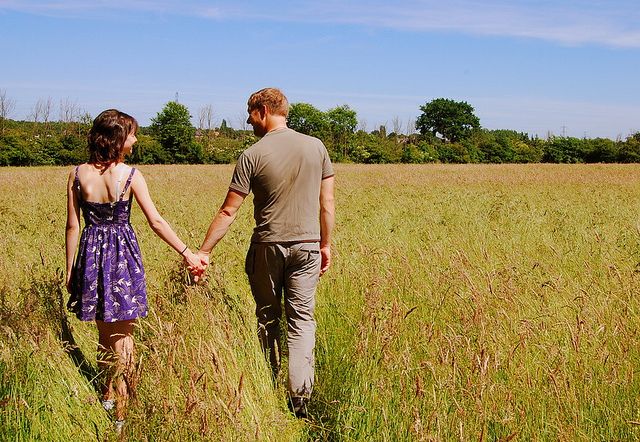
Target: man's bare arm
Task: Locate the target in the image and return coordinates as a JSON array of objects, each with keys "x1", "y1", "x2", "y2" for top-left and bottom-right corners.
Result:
[
  {"x1": 199, "y1": 189, "x2": 247, "y2": 256},
  {"x1": 319, "y1": 176, "x2": 335, "y2": 276}
]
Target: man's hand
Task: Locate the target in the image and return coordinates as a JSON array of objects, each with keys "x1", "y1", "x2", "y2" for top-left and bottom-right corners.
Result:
[
  {"x1": 191, "y1": 250, "x2": 210, "y2": 283},
  {"x1": 184, "y1": 250, "x2": 208, "y2": 282},
  {"x1": 196, "y1": 250, "x2": 210, "y2": 267},
  {"x1": 320, "y1": 245, "x2": 331, "y2": 276}
]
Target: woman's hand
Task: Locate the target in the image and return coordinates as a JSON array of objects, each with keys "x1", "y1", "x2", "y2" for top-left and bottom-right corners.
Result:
[
  {"x1": 183, "y1": 249, "x2": 208, "y2": 279},
  {"x1": 65, "y1": 271, "x2": 73, "y2": 294}
]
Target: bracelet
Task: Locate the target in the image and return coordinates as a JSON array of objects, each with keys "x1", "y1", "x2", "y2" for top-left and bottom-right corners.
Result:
[{"x1": 180, "y1": 245, "x2": 188, "y2": 255}]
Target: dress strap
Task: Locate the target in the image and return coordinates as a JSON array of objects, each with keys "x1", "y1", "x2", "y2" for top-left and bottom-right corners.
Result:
[
  {"x1": 119, "y1": 168, "x2": 136, "y2": 201},
  {"x1": 73, "y1": 166, "x2": 82, "y2": 199},
  {"x1": 114, "y1": 166, "x2": 128, "y2": 201}
]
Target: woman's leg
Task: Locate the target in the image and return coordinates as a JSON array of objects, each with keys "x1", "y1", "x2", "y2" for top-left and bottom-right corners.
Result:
[
  {"x1": 96, "y1": 319, "x2": 136, "y2": 421},
  {"x1": 97, "y1": 325, "x2": 114, "y2": 402}
]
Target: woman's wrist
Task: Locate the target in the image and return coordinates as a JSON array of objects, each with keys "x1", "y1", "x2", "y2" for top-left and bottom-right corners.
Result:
[{"x1": 180, "y1": 245, "x2": 189, "y2": 256}]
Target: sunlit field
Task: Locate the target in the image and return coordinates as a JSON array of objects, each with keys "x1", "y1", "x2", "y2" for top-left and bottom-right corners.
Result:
[{"x1": 2, "y1": 164, "x2": 640, "y2": 441}]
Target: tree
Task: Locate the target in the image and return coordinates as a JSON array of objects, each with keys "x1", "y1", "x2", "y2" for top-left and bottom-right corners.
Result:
[
  {"x1": 198, "y1": 104, "x2": 215, "y2": 131},
  {"x1": 326, "y1": 105, "x2": 357, "y2": 160},
  {"x1": 197, "y1": 104, "x2": 216, "y2": 159},
  {"x1": 287, "y1": 103, "x2": 328, "y2": 137},
  {"x1": 416, "y1": 98, "x2": 480, "y2": 143},
  {"x1": 584, "y1": 137, "x2": 617, "y2": 163},
  {"x1": 236, "y1": 113, "x2": 250, "y2": 131},
  {"x1": 0, "y1": 89, "x2": 16, "y2": 135},
  {"x1": 29, "y1": 97, "x2": 53, "y2": 124},
  {"x1": 543, "y1": 137, "x2": 586, "y2": 163},
  {"x1": 130, "y1": 134, "x2": 169, "y2": 164},
  {"x1": 219, "y1": 119, "x2": 232, "y2": 136},
  {"x1": 619, "y1": 132, "x2": 640, "y2": 162},
  {"x1": 58, "y1": 98, "x2": 79, "y2": 124},
  {"x1": 150, "y1": 101, "x2": 200, "y2": 163},
  {"x1": 391, "y1": 116, "x2": 403, "y2": 137}
]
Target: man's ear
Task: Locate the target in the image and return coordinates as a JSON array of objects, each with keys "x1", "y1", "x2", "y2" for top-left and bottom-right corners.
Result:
[{"x1": 259, "y1": 104, "x2": 269, "y2": 118}]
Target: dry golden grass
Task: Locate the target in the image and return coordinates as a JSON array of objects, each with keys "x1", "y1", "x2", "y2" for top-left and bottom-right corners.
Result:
[{"x1": 2, "y1": 164, "x2": 640, "y2": 440}]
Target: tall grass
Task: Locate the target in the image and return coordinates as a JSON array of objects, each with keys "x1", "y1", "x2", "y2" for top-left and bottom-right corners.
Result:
[
  {"x1": 312, "y1": 164, "x2": 640, "y2": 440},
  {"x1": 2, "y1": 164, "x2": 640, "y2": 440}
]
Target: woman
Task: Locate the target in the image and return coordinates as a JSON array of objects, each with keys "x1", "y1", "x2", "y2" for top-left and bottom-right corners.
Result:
[{"x1": 65, "y1": 109, "x2": 205, "y2": 433}]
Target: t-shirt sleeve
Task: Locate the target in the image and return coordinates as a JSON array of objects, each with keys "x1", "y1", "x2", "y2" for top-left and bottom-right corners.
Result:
[
  {"x1": 229, "y1": 152, "x2": 253, "y2": 195},
  {"x1": 320, "y1": 141, "x2": 334, "y2": 179}
]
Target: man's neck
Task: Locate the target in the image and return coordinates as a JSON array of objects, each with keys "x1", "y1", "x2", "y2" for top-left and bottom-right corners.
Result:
[{"x1": 265, "y1": 115, "x2": 288, "y2": 134}]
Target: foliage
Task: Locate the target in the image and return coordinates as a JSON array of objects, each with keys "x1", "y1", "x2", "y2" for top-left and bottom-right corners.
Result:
[
  {"x1": 0, "y1": 124, "x2": 89, "y2": 166},
  {"x1": 287, "y1": 103, "x2": 359, "y2": 161},
  {"x1": 618, "y1": 133, "x2": 640, "y2": 162},
  {"x1": 150, "y1": 101, "x2": 201, "y2": 163},
  {"x1": 202, "y1": 136, "x2": 246, "y2": 164},
  {"x1": 349, "y1": 131, "x2": 403, "y2": 163},
  {"x1": 543, "y1": 136, "x2": 586, "y2": 163},
  {"x1": 471, "y1": 130, "x2": 544, "y2": 163},
  {"x1": 435, "y1": 142, "x2": 471, "y2": 163},
  {"x1": 0, "y1": 135, "x2": 34, "y2": 166},
  {"x1": 416, "y1": 98, "x2": 480, "y2": 143},
  {"x1": 287, "y1": 103, "x2": 328, "y2": 138},
  {"x1": 129, "y1": 134, "x2": 169, "y2": 164},
  {"x1": 401, "y1": 141, "x2": 439, "y2": 163},
  {"x1": 0, "y1": 94, "x2": 639, "y2": 165},
  {"x1": 584, "y1": 138, "x2": 618, "y2": 163},
  {"x1": 325, "y1": 105, "x2": 358, "y2": 160}
]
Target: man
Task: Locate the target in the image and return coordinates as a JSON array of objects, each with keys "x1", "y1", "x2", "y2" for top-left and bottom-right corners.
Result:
[{"x1": 196, "y1": 88, "x2": 335, "y2": 418}]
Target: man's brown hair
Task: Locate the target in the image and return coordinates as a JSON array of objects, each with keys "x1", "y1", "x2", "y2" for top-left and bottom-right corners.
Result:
[{"x1": 248, "y1": 88, "x2": 289, "y2": 117}]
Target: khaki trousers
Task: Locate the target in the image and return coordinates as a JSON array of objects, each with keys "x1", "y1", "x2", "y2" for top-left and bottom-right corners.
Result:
[{"x1": 245, "y1": 241, "x2": 320, "y2": 398}]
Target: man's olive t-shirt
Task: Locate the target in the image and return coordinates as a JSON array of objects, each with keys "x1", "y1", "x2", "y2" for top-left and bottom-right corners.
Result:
[{"x1": 229, "y1": 128, "x2": 334, "y2": 243}]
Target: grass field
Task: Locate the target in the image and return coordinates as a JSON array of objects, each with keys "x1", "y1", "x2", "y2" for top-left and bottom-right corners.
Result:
[{"x1": 2, "y1": 164, "x2": 640, "y2": 441}]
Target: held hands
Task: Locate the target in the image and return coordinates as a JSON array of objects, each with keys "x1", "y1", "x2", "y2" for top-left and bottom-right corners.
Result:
[
  {"x1": 183, "y1": 249, "x2": 208, "y2": 281},
  {"x1": 193, "y1": 251, "x2": 210, "y2": 283}
]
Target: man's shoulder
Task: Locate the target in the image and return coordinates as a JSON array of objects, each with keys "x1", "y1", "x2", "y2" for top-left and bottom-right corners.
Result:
[
  {"x1": 261, "y1": 127, "x2": 320, "y2": 143},
  {"x1": 250, "y1": 128, "x2": 324, "y2": 151},
  {"x1": 240, "y1": 137, "x2": 270, "y2": 158},
  {"x1": 281, "y1": 130, "x2": 329, "y2": 154},
  {"x1": 284, "y1": 128, "x2": 323, "y2": 144}
]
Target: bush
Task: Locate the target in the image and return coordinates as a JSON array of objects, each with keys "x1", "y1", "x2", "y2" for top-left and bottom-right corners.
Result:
[
  {"x1": 131, "y1": 134, "x2": 170, "y2": 164},
  {"x1": 436, "y1": 142, "x2": 472, "y2": 163},
  {"x1": 584, "y1": 138, "x2": 618, "y2": 163},
  {"x1": 543, "y1": 137, "x2": 587, "y2": 163},
  {"x1": 0, "y1": 135, "x2": 35, "y2": 166},
  {"x1": 401, "y1": 142, "x2": 435, "y2": 163},
  {"x1": 618, "y1": 133, "x2": 640, "y2": 163}
]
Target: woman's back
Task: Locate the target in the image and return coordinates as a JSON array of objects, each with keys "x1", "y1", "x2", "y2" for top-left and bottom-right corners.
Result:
[
  {"x1": 76, "y1": 163, "x2": 133, "y2": 204},
  {"x1": 75, "y1": 163, "x2": 137, "y2": 227}
]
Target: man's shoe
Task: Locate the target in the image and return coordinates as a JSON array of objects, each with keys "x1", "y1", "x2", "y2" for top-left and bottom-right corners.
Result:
[{"x1": 289, "y1": 396, "x2": 309, "y2": 419}]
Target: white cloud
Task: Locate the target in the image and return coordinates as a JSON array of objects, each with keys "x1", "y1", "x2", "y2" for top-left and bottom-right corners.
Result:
[
  {"x1": 0, "y1": 0, "x2": 206, "y2": 17},
  {"x1": 281, "y1": 1, "x2": 640, "y2": 48},
  {"x1": 2, "y1": 1, "x2": 639, "y2": 47}
]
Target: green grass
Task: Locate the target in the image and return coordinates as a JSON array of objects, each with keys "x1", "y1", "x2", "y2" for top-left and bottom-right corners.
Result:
[{"x1": 2, "y1": 164, "x2": 640, "y2": 440}]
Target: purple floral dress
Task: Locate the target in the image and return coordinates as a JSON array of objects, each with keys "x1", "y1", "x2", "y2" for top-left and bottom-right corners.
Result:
[{"x1": 67, "y1": 166, "x2": 148, "y2": 322}]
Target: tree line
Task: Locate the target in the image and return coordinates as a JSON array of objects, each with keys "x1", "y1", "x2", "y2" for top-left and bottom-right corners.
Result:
[{"x1": 1, "y1": 91, "x2": 639, "y2": 166}]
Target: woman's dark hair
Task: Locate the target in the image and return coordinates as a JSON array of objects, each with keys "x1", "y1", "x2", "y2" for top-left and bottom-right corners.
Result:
[{"x1": 88, "y1": 109, "x2": 138, "y2": 166}]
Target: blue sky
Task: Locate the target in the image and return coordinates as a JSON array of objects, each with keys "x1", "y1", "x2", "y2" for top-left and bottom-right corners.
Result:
[{"x1": 1, "y1": 0, "x2": 639, "y2": 138}]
